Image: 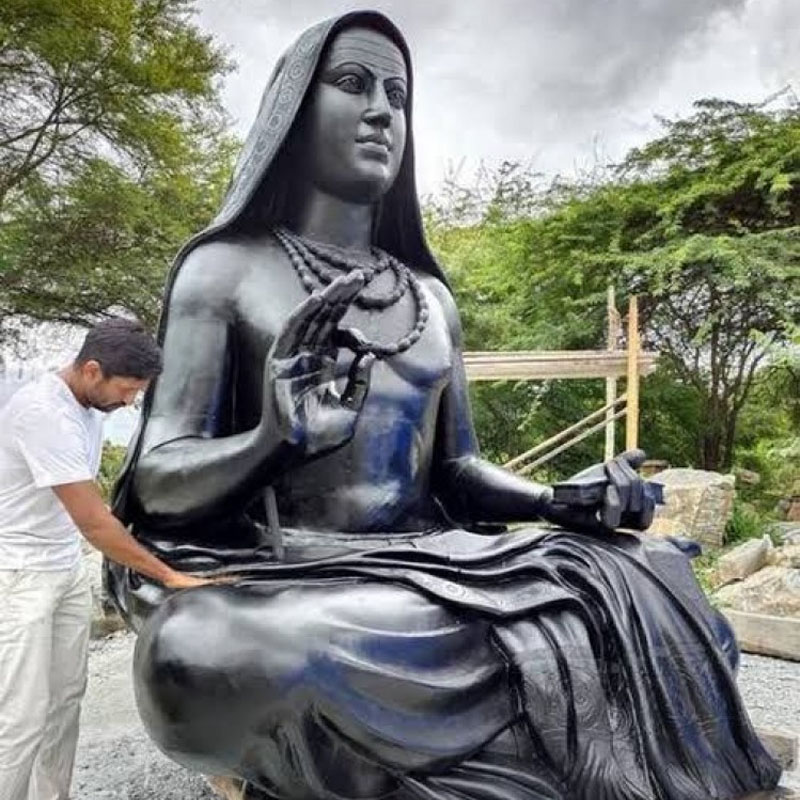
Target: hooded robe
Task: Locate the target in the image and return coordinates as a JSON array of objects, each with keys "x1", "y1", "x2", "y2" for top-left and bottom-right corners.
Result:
[{"x1": 107, "y1": 11, "x2": 781, "y2": 800}]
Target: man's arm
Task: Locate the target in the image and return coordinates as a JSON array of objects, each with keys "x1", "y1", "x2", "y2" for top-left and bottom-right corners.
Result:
[{"x1": 53, "y1": 481, "x2": 213, "y2": 589}]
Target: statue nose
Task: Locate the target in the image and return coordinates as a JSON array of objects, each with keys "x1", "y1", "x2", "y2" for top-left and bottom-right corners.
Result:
[
  {"x1": 364, "y1": 105, "x2": 391, "y2": 128},
  {"x1": 364, "y1": 86, "x2": 392, "y2": 127}
]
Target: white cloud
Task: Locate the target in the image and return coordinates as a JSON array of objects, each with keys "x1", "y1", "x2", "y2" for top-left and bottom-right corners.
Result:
[{"x1": 195, "y1": 0, "x2": 798, "y2": 193}]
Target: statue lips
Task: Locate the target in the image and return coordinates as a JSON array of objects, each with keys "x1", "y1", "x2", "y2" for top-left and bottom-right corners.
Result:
[{"x1": 356, "y1": 133, "x2": 391, "y2": 163}]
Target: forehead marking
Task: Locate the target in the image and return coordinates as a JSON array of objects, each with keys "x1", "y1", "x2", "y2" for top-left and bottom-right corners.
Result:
[{"x1": 327, "y1": 34, "x2": 406, "y2": 75}]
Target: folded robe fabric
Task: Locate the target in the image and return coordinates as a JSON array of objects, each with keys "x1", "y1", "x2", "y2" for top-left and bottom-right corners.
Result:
[{"x1": 110, "y1": 527, "x2": 781, "y2": 800}]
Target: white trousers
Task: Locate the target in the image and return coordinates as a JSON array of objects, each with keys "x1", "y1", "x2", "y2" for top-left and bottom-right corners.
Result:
[{"x1": 0, "y1": 563, "x2": 91, "y2": 800}]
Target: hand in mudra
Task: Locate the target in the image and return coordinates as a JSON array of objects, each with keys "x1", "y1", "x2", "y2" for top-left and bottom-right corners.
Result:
[
  {"x1": 552, "y1": 449, "x2": 657, "y2": 532},
  {"x1": 265, "y1": 271, "x2": 376, "y2": 457}
]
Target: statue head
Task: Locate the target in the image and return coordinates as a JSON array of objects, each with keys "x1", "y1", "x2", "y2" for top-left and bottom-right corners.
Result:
[
  {"x1": 234, "y1": 14, "x2": 418, "y2": 234},
  {"x1": 297, "y1": 26, "x2": 409, "y2": 204},
  {"x1": 159, "y1": 11, "x2": 444, "y2": 279}
]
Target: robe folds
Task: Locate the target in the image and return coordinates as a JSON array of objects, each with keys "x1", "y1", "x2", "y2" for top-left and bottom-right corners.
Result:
[{"x1": 109, "y1": 527, "x2": 781, "y2": 800}]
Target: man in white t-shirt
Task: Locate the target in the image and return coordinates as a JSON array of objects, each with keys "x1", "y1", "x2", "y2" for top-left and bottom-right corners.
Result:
[{"x1": 0, "y1": 319, "x2": 214, "y2": 800}]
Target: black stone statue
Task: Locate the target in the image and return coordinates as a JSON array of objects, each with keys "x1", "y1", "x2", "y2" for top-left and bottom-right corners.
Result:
[{"x1": 107, "y1": 11, "x2": 781, "y2": 799}]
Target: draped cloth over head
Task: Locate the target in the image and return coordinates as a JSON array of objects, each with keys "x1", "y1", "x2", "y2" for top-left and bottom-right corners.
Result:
[{"x1": 112, "y1": 10, "x2": 444, "y2": 521}]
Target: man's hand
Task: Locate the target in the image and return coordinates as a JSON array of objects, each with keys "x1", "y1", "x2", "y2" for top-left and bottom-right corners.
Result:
[{"x1": 162, "y1": 571, "x2": 234, "y2": 590}]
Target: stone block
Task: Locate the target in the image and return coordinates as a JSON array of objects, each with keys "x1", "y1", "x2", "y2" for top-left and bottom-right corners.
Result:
[
  {"x1": 205, "y1": 776, "x2": 247, "y2": 799},
  {"x1": 715, "y1": 567, "x2": 800, "y2": 618},
  {"x1": 768, "y1": 544, "x2": 800, "y2": 569},
  {"x1": 714, "y1": 535, "x2": 772, "y2": 587},
  {"x1": 770, "y1": 523, "x2": 800, "y2": 547},
  {"x1": 649, "y1": 468, "x2": 736, "y2": 547}
]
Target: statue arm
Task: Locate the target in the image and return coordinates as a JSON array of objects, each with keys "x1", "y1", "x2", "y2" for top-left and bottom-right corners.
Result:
[
  {"x1": 428, "y1": 280, "x2": 600, "y2": 530},
  {"x1": 427, "y1": 280, "x2": 552, "y2": 523},
  {"x1": 131, "y1": 246, "x2": 289, "y2": 525}
]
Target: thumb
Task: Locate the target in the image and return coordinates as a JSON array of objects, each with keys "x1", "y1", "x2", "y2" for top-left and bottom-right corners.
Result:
[{"x1": 619, "y1": 448, "x2": 647, "y2": 470}]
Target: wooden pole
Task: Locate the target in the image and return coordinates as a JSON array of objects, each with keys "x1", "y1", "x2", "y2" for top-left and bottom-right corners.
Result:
[
  {"x1": 605, "y1": 285, "x2": 620, "y2": 460},
  {"x1": 504, "y1": 394, "x2": 627, "y2": 471},
  {"x1": 625, "y1": 296, "x2": 640, "y2": 450},
  {"x1": 518, "y1": 408, "x2": 628, "y2": 476}
]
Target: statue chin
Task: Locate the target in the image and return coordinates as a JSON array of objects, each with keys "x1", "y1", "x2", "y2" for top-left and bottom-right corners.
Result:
[{"x1": 107, "y1": 10, "x2": 782, "y2": 800}]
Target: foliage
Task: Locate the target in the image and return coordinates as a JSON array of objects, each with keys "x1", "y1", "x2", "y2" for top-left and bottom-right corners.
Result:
[
  {"x1": 724, "y1": 499, "x2": 770, "y2": 545},
  {"x1": 0, "y1": 0, "x2": 231, "y2": 202},
  {"x1": 0, "y1": 0, "x2": 236, "y2": 333},
  {"x1": 691, "y1": 550, "x2": 721, "y2": 598},
  {"x1": 1, "y1": 142, "x2": 236, "y2": 329},
  {"x1": 97, "y1": 441, "x2": 127, "y2": 502},
  {"x1": 428, "y1": 97, "x2": 800, "y2": 476}
]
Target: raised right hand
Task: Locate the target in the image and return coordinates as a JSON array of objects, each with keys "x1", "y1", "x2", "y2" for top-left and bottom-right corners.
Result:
[{"x1": 262, "y1": 271, "x2": 376, "y2": 457}]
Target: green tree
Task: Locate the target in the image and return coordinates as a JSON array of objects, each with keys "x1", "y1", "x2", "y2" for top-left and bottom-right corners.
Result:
[
  {"x1": 0, "y1": 0, "x2": 235, "y2": 332},
  {"x1": 428, "y1": 97, "x2": 800, "y2": 474},
  {"x1": 0, "y1": 0, "x2": 230, "y2": 203}
]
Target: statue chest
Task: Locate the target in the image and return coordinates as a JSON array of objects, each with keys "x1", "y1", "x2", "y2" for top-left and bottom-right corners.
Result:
[{"x1": 234, "y1": 266, "x2": 454, "y2": 420}]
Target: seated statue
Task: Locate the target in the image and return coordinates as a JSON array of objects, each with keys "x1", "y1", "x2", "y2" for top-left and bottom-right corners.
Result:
[{"x1": 107, "y1": 11, "x2": 780, "y2": 800}]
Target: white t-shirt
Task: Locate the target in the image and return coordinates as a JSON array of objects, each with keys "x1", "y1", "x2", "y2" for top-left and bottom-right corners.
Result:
[{"x1": 0, "y1": 372, "x2": 103, "y2": 570}]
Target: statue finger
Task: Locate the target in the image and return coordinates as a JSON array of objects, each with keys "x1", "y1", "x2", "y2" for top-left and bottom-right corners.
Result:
[
  {"x1": 341, "y1": 353, "x2": 376, "y2": 412},
  {"x1": 333, "y1": 326, "x2": 370, "y2": 353},
  {"x1": 600, "y1": 483, "x2": 622, "y2": 530},
  {"x1": 638, "y1": 496, "x2": 656, "y2": 530},
  {"x1": 605, "y1": 458, "x2": 631, "y2": 512},
  {"x1": 313, "y1": 300, "x2": 354, "y2": 346},
  {"x1": 620, "y1": 448, "x2": 647, "y2": 470},
  {"x1": 617, "y1": 456, "x2": 644, "y2": 513},
  {"x1": 318, "y1": 270, "x2": 365, "y2": 306},
  {"x1": 270, "y1": 352, "x2": 328, "y2": 380},
  {"x1": 301, "y1": 273, "x2": 364, "y2": 349},
  {"x1": 272, "y1": 294, "x2": 324, "y2": 358}
]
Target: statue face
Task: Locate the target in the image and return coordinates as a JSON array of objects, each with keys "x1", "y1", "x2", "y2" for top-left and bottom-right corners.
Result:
[{"x1": 301, "y1": 27, "x2": 408, "y2": 203}]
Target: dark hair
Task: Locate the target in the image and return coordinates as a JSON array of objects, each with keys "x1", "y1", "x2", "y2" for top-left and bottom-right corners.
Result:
[{"x1": 74, "y1": 318, "x2": 163, "y2": 380}]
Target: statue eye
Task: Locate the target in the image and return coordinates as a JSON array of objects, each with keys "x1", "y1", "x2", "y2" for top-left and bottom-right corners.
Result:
[
  {"x1": 386, "y1": 86, "x2": 407, "y2": 110},
  {"x1": 336, "y1": 74, "x2": 365, "y2": 93}
]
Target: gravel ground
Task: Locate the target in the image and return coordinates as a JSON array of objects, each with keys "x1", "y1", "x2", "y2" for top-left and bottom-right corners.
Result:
[
  {"x1": 739, "y1": 653, "x2": 800, "y2": 734},
  {"x1": 72, "y1": 632, "x2": 800, "y2": 799},
  {"x1": 72, "y1": 633, "x2": 216, "y2": 800}
]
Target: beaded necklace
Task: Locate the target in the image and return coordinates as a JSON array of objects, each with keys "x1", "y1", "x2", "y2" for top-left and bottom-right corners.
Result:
[{"x1": 274, "y1": 227, "x2": 429, "y2": 359}]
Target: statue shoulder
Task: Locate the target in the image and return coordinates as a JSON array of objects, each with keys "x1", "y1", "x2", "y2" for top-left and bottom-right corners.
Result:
[
  {"x1": 167, "y1": 235, "x2": 256, "y2": 316},
  {"x1": 417, "y1": 272, "x2": 463, "y2": 341}
]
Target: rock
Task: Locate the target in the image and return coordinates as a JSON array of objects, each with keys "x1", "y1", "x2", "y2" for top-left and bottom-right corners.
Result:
[
  {"x1": 715, "y1": 566, "x2": 800, "y2": 617},
  {"x1": 788, "y1": 498, "x2": 800, "y2": 522},
  {"x1": 649, "y1": 468, "x2": 736, "y2": 547},
  {"x1": 82, "y1": 542, "x2": 127, "y2": 639},
  {"x1": 757, "y1": 728, "x2": 799, "y2": 772},
  {"x1": 770, "y1": 522, "x2": 800, "y2": 546},
  {"x1": 205, "y1": 776, "x2": 247, "y2": 799},
  {"x1": 735, "y1": 468, "x2": 761, "y2": 486},
  {"x1": 641, "y1": 459, "x2": 670, "y2": 477},
  {"x1": 768, "y1": 544, "x2": 800, "y2": 569},
  {"x1": 714, "y1": 535, "x2": 773, "y2": 587},
  {"x1": 646, "y1": 517, "x2": 691, "y2": 538}
]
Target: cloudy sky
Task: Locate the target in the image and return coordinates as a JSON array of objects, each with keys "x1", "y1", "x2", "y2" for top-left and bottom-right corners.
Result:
[{"x1": 195, "y1": 0, "x2": 799, "y2": 196}]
